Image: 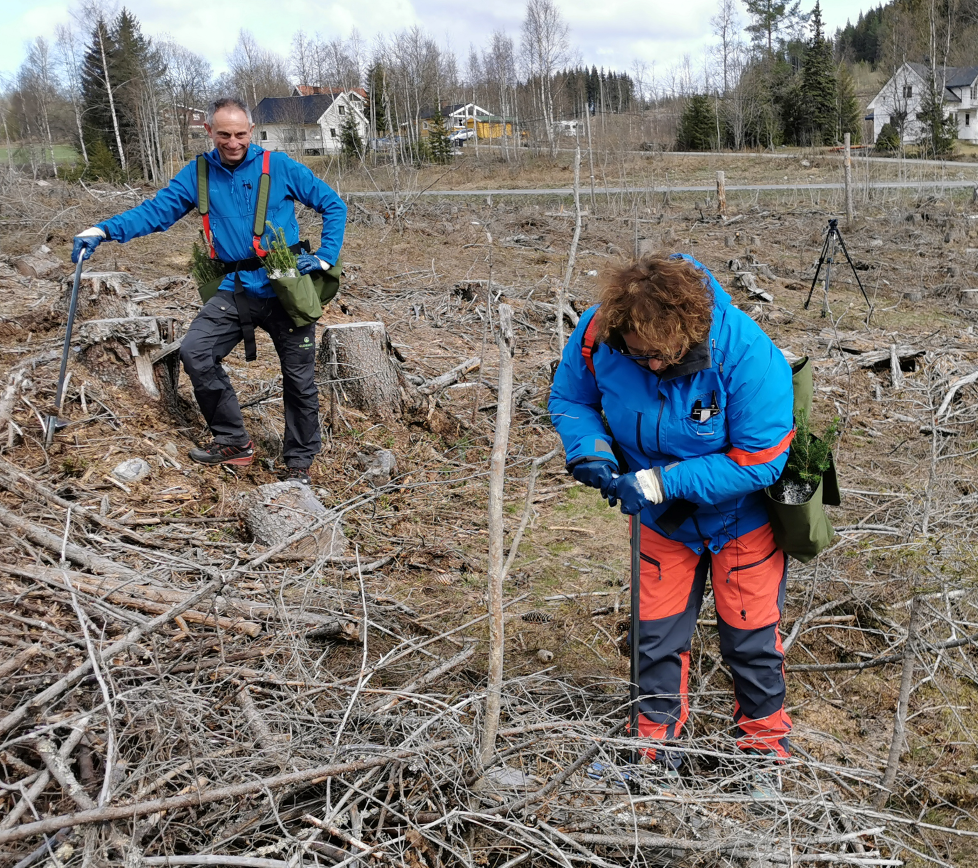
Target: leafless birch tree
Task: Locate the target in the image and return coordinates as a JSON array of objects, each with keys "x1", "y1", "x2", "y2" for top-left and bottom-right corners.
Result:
[{"x1": 520, "y1": 0, "x2": 571, "y2": 154}]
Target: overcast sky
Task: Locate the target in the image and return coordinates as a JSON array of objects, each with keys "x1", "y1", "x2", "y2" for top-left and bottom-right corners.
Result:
[{"x1": 4, "y1": 0, "x2": 877, "y2": 88}]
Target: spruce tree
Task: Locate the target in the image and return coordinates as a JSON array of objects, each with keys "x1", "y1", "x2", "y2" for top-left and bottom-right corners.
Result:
[
  {"x1": 676, "y1": 94, "x2": 716, "y2": 150},
  {"x1": 368, "y1": 63, "x2": 390, "y2": 138},
  {"x1": 340, "y1": 112, "x2": 364, "y2": 161},
  {"x1": 875, "y1": 121, "x2": 899, "y2": 152},
  {"x1": 918, "y1": 69, "x2": 956, "y2": 157},
  {"x1": 80, "y1": 16, "x2": 121, "y2": 171},
  {"x1": 427, "y1": 107, "x2": 453, "y2": 164},
  {"x1": 799, "y1": 2, "x2": 837, "y2": 145},
  {"x1": 836, "y1": 63, "x2": 860, "y2": 144}
]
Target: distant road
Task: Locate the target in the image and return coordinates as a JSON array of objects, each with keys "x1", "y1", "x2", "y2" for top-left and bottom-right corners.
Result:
[{"x1": 344, "y1": 178, "x2": 978, "y2": 198}]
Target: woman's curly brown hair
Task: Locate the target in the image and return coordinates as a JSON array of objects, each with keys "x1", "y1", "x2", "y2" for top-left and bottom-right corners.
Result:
[{"x1": 594, "y1": 255, "x2": 714, "y2": 359}]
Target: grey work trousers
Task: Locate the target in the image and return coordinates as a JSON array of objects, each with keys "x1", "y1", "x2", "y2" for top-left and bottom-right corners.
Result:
[{"x1": 179, "y1": 290, "x2": 321, "y2": 469}]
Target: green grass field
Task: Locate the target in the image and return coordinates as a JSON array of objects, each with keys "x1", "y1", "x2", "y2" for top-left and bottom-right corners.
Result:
[{"x1": 0, "y1": 144, "x2": 81, "y2": 164}]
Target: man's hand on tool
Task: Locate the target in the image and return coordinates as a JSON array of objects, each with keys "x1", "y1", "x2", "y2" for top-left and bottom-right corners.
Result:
[
  {"x1": 570, "y1": 460, "x2": 618, "y2": 497},
  {"x1": 607, "y1": 468, "x2": 665, "y2": 515},
  {"x1": 297, "y1": 253, "x2": 331, "y2": 275},
  {"x1": 71, "y1": 227, "x2": 106, "y2": 263}
]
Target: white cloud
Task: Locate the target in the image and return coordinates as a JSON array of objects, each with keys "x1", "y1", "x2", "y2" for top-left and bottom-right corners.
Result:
[{"x1": 1, "y1": 0, "x2": 878, "y2": 84}]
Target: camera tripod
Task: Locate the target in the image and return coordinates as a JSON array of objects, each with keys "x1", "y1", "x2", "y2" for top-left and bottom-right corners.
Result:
[{"x1": 805, "y1": 219, "x2": 874, "y2": 324}]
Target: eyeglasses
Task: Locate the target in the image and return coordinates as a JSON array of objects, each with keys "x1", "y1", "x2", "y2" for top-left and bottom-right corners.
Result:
[{"x1": 619, "y1": 348, "x2": 683, "y2": 364}]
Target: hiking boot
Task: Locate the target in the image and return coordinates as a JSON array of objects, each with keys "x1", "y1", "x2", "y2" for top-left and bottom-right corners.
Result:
[
  {"x1": 586, "y1": 758, "x2": 681, "y2": 792},
  {"x1": 749, "y1": 765, "x2": 782, "y2": 801},
  {"x1": 282, "y1": 466, "x2": 312, "y2": 485},
  {"x1": 743, "y1": 750, "x2": 783, "y2": 801},
  {"x1": 188, "y1": 440, "x2": 254, "y2": 467}
]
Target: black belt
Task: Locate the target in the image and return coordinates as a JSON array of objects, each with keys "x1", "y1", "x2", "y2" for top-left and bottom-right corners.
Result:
[{"x1": 218, "y1": 240, "x2": 309, "y2": 275}]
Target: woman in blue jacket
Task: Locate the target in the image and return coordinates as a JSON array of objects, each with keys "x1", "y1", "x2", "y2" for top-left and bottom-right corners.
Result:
[{"x1": 550, "y1": 254, "x2": 794, "y2": 778}]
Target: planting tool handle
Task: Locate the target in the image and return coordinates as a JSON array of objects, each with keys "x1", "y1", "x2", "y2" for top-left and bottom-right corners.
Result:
[
  {"x1": 54, "y1": 257, "x2": 84, "y2": 416},
  {"x1": 629, "y1": 515, "x2": 641, "y2": 763}
]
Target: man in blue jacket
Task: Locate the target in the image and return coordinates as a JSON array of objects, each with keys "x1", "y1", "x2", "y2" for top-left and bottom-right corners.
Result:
[
  {"x1": 550, "y1": 254, "x2": 794, "y2": 790},
  {"x1": 72, "y1": 97, "x2": 347, "y2": 485}
]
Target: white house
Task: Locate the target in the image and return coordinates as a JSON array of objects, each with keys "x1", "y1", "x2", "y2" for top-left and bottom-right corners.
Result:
[
  {"x1": 552, "y1": 120, "x2": 581, "y2": 138},
  {"x1": 867, "y1": 62, "x2": 978, "y2": 145},
  {"x1": 253, "y1": 93, "x2": 369, "y2": 156}
]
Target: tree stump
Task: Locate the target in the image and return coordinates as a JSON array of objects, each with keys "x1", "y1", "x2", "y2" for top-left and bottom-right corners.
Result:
[
  {"x1": 76, "y1": 316, "x2": 164, "y2": 398},
  {"x1": 317, "y1": 321, "x2": 402, "y2": 419},
  {"x1": 12, "y1": 249, "x2": 65, "y2": 281}
]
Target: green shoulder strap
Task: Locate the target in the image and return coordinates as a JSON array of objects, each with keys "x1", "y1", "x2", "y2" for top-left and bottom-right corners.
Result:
[
  {"x1": 196, "y1": 156, "x2": 209, "y2": 215},
  {"x1": 252, "y1": 150, "x2": 272, "y2": 239}
]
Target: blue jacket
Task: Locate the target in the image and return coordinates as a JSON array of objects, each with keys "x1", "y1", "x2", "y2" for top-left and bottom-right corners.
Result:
[
  {"x1": 97, "y1": 145, "x2": 347, "y2": 299},
  {"x1": 549, "y1": 256, "x2": 794, "y2": 554}
]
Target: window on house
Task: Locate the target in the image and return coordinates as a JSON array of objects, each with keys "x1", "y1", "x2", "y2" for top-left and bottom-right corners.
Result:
[
  {"x1": 423, "y1": 122, "x2": 428, "y2": 130},
  {"x1": 967, "y1": 113, "x2": 971, "y2": 126},
  {"x1": 972, "y1": 85, "x2": 977, "y2": 100},
  {"x1": 330, "y1": 128, "x2": 337, "y2": 138},
  {"x1": 260, "y1": 130, "x2": 267, "y2": 140},
  {"x1": 903, "y1": 85, "x2": 913, "y2": 99},
  {"x1": 339, "y1": 105, "x2": 345, "y2": 115}
]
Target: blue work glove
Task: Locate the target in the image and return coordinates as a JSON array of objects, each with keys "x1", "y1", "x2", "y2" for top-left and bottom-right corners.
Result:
[
  {"x1": 71, "y1": 227, "x2": 106, "y2": 263},
  {"x1": 570, "y1": 460, "x2": 618, "y2": 497},
  {"x1": 607, "y1": 468, "x2": 665, "y2": 515},
  {"x1": 296, "y1": 253, "x2": 331, "y2": 275}
]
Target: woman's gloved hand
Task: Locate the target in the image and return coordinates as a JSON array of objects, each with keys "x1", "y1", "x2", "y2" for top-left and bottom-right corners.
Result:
[
  {"x1": 570, "y1": 460, "x2": 618, "y2": 497},
  {"x1": 296, "y1": 253, "x2": 331, "y2": 275},
  {"x1": 607, "y1": 468, "x2": 665, "y2": 515}
]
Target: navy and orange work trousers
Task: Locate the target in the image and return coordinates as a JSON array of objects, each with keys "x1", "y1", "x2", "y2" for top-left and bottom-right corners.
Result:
[{"x1": 631, "y1": 520, "x2": 791, "y2": 759}]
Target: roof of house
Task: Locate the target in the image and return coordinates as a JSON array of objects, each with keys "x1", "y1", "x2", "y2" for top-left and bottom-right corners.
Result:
[
  {"x1": 903, "y1": 62, "x2": 978, "y2": 102},
  {"x1": 292, "y1": 85, "x2": 368, "y2": 100},
  {"x1": 946, "y1": 66, "x2": 978, "y2": 88},
  {"x1": 254, "y1": 95, "x2": 339, "y2": 125}
]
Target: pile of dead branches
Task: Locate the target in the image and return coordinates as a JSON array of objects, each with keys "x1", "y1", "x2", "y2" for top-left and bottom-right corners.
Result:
[{"x1": 1, "y1": 430, "x2": 978, "y2": 868}]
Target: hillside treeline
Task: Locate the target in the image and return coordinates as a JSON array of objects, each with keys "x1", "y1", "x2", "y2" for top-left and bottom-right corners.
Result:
[{"x1": 2, "y1": 0, "x2": 974, "y2": 180}]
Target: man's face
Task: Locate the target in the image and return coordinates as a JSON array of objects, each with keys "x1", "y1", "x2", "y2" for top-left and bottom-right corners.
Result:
[{"x1": 205, "y1": 108, "x2": 254, "y2": 166}]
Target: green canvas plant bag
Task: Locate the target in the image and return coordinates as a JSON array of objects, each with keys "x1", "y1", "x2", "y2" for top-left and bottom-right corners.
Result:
[
  {"x1": 763, "y1": 356, "x2": 842, "y2": 563},
  {"x1": 265, "y1": 261, "x2": 342, "y2": 328}
]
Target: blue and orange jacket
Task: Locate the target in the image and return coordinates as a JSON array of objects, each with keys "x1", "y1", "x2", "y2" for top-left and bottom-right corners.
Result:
[
  {"x1": 549, "y1": 255, "x2": 794, "y2": 555},
  {"x1": 97, "y1": 144, "x2": 347, "y2": 299}
]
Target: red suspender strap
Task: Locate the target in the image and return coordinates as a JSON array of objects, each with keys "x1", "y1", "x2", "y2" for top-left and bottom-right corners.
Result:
[
  {"x1": 581, "y1": 314, "x2": 600, "y2": 377},
  {"x1": 196, "y1": 156, "x2": 216, "y2": 259}
]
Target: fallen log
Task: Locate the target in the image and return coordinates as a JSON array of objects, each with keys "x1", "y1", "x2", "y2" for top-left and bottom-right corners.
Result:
[
  {"x1": 0, "y1": 502, "x2": 142, "y2": 580},
  {"x1": 417, "y1": 357, "x2": 481, "y2": 395}
]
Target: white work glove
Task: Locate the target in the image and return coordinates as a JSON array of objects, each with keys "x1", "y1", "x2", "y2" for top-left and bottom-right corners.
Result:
[{"x1": 606, "y1": 468, "x2": 665, "y2": 515}]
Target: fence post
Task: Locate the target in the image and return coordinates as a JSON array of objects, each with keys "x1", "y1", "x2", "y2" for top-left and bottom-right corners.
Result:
[{"x1": 844, "y1": 133, "x2": 854, "y2": 226}]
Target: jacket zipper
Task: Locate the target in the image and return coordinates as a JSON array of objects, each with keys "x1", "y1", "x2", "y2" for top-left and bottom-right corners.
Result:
[{"x1": 655, "y1": 388, "x2": 665, "y2": 453}]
